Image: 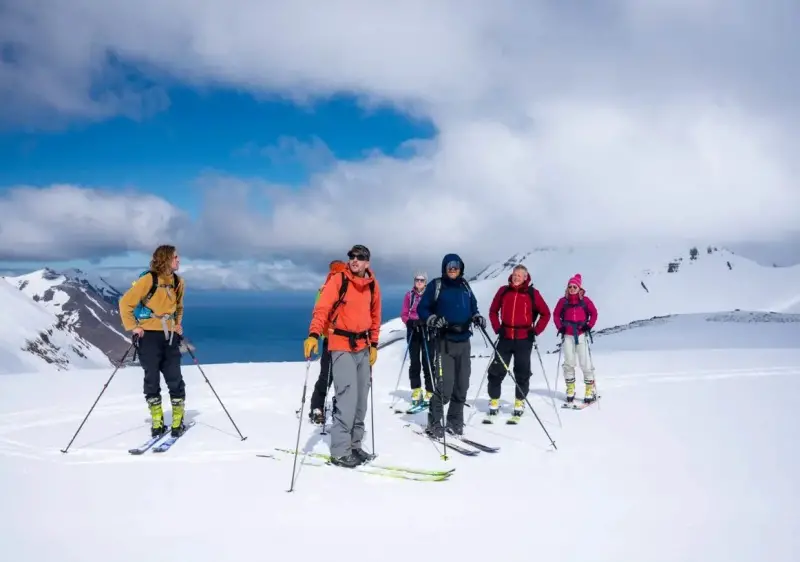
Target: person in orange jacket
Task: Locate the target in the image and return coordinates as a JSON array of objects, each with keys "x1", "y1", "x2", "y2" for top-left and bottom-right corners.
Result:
[
  {"x1": 303, "y1": 244, "x2": 381, "y2": 468},
  {"x1": 308, "y1": 259, "x2": 348, "y2": 424}
]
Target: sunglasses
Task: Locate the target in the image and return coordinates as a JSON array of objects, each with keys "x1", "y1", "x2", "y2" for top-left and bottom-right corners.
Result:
[
  {"x1": 348, "y1": 253, "x2": 368, "y2": 261},
  {"x1": 414, "y1": 278, "x2": 426, "y2": 283},
  {"x1": 568, "y1": 284, "x2": 578, "y2": 289}
]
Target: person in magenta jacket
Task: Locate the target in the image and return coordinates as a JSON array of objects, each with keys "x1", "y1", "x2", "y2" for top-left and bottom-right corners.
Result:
[
  {"x1": 400, "y1": 271, "x2": 433, "y2": 407},
  {"x1": 553, "y1": 273, "x2": 598, "y2": 404}
]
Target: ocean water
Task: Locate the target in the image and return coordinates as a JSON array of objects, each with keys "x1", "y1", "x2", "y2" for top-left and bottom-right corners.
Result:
[{"x1": 179, "y1": 288, "x2": 407, "y2": 365}]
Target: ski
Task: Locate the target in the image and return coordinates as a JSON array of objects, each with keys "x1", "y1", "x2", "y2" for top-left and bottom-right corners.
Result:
[
  {"x1": 449, "y1": 434, "x2": 500, "y2": 453},
  {"x1": 394, "y1": 402, "x2": 429, "y2": 415},
  {"x1": 562, "y1": 396, "x2": 602, "y2": 410},
  {"x1": 271, "y1": 448, "x2": 454, "y2": 481},
  {"x1": 128, "y1": 431, "x2": 172, "y2": 455},
  {"x1": 410, "y1": 428, "x2": 480, "y2": 456},
  {"x1": 152, "y1": 421, "x2": 196, "y2": 453}
]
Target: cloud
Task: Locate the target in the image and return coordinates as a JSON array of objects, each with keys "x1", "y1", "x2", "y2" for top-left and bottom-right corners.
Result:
[
  {"x1": 95, "y1": 260, "x2": 322, "y2": 292},
  {"x1": 2, "y1": 0, "x2": 799, "y2": 270},
  {"x1": 0, "y1": 185, "x2": 186, "y2": 261}
]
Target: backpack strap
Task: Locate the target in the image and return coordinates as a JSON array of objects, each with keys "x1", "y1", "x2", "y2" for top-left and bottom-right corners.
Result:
[{"x1": 328, "y1": 272, "x2": 376, "y2": 350}]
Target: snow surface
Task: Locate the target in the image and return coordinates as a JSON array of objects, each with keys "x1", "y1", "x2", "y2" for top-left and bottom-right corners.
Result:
[{"x1": 1, "y1": 314, "x2": 799, "y2": 561}]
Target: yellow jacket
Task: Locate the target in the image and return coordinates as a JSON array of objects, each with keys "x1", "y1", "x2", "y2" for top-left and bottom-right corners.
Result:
[{"x1": 119, "y1": 272, "x2": 184, "y2": 332}]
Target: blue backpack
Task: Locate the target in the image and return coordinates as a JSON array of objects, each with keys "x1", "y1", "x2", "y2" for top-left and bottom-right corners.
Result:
[{"x1": 132, "y1": 270, "x2": 180, "y2": 321}]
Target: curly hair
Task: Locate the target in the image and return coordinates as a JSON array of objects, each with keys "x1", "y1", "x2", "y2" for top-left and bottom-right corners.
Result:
[{"x1": 149, "y1": 245, "x2": 177, "y2": 277}]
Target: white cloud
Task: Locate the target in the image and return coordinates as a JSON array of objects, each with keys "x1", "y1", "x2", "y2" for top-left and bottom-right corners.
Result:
[
  {"x1": 0, "y1": 185, "x2": 186, "y2": 261},
  {"x1": 2, "y1": 0, "x2": 799, "y2": 269}
]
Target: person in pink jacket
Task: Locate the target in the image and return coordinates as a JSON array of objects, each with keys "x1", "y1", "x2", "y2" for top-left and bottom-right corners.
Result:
[
  {"x1": 400, "y1": 271, "x2": 433, "y2": 408},
  {"x1": 553, "y1": 273, "x2": 598, "y2": 404}
]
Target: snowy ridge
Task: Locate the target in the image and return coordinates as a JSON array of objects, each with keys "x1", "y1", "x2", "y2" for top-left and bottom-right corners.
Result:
[
  {"x1": 2, "y1": 268, "x2": 130, "y2": 372},
  {"x1": 379, "y1": 243, "x2": 800, "y2": 354},
  {"x1": 0, "y1": 281, "x2": 113, "y2": 375}
]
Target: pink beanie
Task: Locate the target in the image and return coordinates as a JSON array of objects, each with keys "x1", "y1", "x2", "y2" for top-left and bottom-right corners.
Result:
[{"x1": 568, "y1": 273, "x2": 582, "y2": 288}]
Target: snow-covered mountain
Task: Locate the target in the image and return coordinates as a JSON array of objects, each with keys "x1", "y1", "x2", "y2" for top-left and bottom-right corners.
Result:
[
  {"x1": 1, "y1": 268, "x2": 131, "y2": 373},
  {"x1": 378, "y1": 243, "x2": 800, "y2": 351},
  {"x1": 0, "y1": 278, "x2": 114, "y2": 375}
]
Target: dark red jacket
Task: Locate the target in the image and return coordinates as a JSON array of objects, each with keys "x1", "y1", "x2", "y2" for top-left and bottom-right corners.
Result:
[{"x1": 488, "y1": 273, "x2": 551, "y2": 340}]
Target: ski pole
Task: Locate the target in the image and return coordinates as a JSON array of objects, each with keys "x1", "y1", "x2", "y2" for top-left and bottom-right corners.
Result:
[
  {"x1": 532, "y1": 340, "x2": 562, "y2": 428},
  {"x1": 388, "y1": 331, "x2": 412, "y2": 409},
  {"x1": 478, "y1": 325, "x2": 557, "y2": 450},
  {"x1": 289, "y1": 359, "x2": 312, "y2": 493},
  {"x1": 586, "y1": 333, "x2": 600, "y2": 410},
  {"x1": 322, "y1": 340, "x2": 332, "y2": 435},
  {"x1": 184, "y1": 343, "x2": 247, "y2": 441},
  {"x1": 466, "y1": 330, "x2": 493, "y2": 424},
  {"x1": 554, "y1": 335, "x2": 564, "y2": 398},
  {"x1": 60, "y1": 341, "x2": 136, "y2": 453},
  {"x1": 419, "y1": 330, "x2": 447, "y2": 460}
]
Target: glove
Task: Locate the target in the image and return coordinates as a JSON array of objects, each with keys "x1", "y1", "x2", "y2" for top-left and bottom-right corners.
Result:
[
  {"x1": 582, "y1": 323, "x2": 592, "y2": 334},
  {"x1": 369, "y1": 345, "x2": 378, "y2": 366},
  {"x1": 527, "y1": 330, "x2": 536, "y2": 342},
  {"x1": 178, "y1": 338, "x2": 196, "y2": 354},
  {"x1": 303, "y1": 335, "x2": 319, "y2": 359},
  {"x1": 426, "y1": 315, "x2": 447, "y2": 328},
  {"x1": 557, "y1": 327, "x2": 565, "y2": 336},
  {"x1": 472, "y1": 314, "x2": 486, "y2": 329}
]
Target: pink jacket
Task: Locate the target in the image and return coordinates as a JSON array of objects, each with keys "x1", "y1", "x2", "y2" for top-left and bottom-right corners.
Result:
[
  {"x1": 401, "y1": 289, "x2": 424, "y2": 324},
  {"x1": 553, "y1": 294, "x2": 598, "y2": 337}
]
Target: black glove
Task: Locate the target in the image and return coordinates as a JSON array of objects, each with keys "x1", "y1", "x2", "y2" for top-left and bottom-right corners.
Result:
[
  {"x1": 426, "y1": 315, "x2": 447, "y2": 329},
  {"x1": 557, "y1": 327, "x2": 565, "y2": 336},
  {"x1": 472, "y1": 314, "x2": 486, "y2": 329},
  {"x1": 527, "y1": 330, "x2": 536, "y2": 342},
  {"x1": 582, "y1": 323, "x2": 591, "y2": 334}
]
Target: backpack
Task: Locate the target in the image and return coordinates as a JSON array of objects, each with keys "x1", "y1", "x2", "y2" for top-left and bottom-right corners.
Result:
[
  {"x1": 408, "y1": 290, "x2": 420, "y2": 310},
  {"x1": 133, "y1": 270, "x2": 180, "y2": 321}
]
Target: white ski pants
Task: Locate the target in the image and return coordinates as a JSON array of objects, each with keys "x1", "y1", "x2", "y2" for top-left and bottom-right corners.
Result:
[{"x1": 562, "y1": 333, "x2": 595, "y2": 384}]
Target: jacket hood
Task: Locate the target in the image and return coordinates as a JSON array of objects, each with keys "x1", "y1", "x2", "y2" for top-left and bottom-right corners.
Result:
[{"x1": 440, "y1": 253, "x2": 465, "y2": 278}]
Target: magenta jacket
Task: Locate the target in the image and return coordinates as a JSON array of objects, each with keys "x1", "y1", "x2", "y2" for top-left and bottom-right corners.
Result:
[{"x1": 401, "y1": 289, "x2": 424, "y2": 324}]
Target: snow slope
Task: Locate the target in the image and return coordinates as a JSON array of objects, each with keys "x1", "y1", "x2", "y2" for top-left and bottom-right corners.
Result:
[
  {"x1": 1, "y1": 315, "x2": 799, "y2": 561},
  {"x1": 4, "y1": 268, "x2": 131, "y2": 367},
  {"x1": 379, "y1": 244, "x2": 800, "y2": 355},
  {"x1": 0, "y1": 279, "x2": 113, "y2": 375}
]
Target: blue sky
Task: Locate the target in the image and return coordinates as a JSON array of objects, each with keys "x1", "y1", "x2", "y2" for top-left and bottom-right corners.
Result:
[
  {"x1": 0, "y1": 88, "x2": 435, "y2": 215},
  {"x1": 1, "y1": 0, "x2": 799, "y2": 291}
]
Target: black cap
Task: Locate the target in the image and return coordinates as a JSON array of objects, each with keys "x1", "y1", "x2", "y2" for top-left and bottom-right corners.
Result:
[{"x1": 348, "y1": 244, "x2": 371, "y2": 260}]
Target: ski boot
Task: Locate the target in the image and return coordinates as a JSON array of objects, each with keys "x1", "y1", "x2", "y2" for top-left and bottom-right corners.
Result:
[
  {"x1": 425, "y1": 423, "x2": 445, "y2": 439},
  {"x1": 422, "y1": 390, "x2": 433, "y2": 408},
  {"x1": 565, "y1": 380, "x2": 576, "y2": 403},
  {"x1": 170, "y1": 397, "x2": 187, "y2": 437},
  {"x1": 583, "y1": 381, "x2": 596, "y2": 404},
  {"x1": 330, "y1": 453, "x2": 360, "y2": 468},
  {"x1": 507, "y1": 399, "x2": 525, "y2": 425},
  {"x1": 482, "y1": 398, "x2": 500, "y2": 424},
  {"x1": 352, "y1": 447, "x2": 375, "y2": 465},
  {"x1": 410, "y1": 388, "x2": 422, "y2": 408},
  {"x1": 147, "y1": 396, "x2": 167, "y2": 438},
  {"x1": 308, "y1": 408, "x2": 325, "y2": 425}
]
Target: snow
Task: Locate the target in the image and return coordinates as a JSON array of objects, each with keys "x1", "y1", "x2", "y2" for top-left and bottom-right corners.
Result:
[
  {"x1": 1, "y1": 312, "x2": 799, "y2": 561},
  {"x1": 0, "y1": 276, "x2": 112, "y2": 374}
]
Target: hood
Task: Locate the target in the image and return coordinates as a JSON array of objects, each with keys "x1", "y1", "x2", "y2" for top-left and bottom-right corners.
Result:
[
  {"x1": 440, "y1": 253, "x2": 465, "y2": 278},
  {"x1": 506, "y1": 271, "x2": 531, "y2": 290}
]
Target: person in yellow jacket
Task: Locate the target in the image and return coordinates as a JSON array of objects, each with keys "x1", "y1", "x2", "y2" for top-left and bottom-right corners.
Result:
[{"x1": 118, "y1": 244, "x2": 187, "y2": 439}]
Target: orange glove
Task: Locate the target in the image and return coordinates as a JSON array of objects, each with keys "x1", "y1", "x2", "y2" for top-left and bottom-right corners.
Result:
[{"x1": 303, "y1": 336, "x2": 319, "y2": 359}]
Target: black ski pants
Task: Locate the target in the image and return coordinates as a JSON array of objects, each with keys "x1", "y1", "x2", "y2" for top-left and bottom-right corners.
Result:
[
  {"x1": 138, "y1": 330, "x2": 186, "y2": 402},
  {"x1": 487, "y1": 336, "x2": 533, "y2": 400},
  {"x1": 427, "y1": 338, "x2": 471, "y2": 432},
  {"x1": 309, "y1": 338, "x2": 333, "y2": 412},
  {"x1": 407, "y1": 325, "x2": 433, "y2": 393}
]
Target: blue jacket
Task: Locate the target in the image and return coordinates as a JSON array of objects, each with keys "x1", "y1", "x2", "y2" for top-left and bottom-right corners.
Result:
[{"x1": 416, "y1": 253, "x2": 479, "y2": 342}]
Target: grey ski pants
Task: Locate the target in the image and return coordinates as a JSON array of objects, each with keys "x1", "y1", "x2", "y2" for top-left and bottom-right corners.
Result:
[
  {"x1": 329, "y1": 348, "x2": 371, "y2": 458},
  {"x1": 428, "y1": 338, "x2": 471, "y2": 431}
]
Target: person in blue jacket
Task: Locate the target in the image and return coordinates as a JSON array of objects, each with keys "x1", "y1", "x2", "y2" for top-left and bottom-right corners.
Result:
[{"x1": 416, "y1": 253, "x2": 486, "y2": 438}]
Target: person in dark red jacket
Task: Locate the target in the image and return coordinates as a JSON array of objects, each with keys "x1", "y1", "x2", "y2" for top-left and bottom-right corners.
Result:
[
  {"x1": 485, "y1": 264, "x2": 551, "y2": 419},
  {"x1": 553, "y1": 273, "x2": 598, "y2": 403}
]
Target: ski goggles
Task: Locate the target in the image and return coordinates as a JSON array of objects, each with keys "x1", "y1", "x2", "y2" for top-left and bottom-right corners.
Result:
[{"x1": 445, "y1": 261, "x2": 461, "y2": 270}]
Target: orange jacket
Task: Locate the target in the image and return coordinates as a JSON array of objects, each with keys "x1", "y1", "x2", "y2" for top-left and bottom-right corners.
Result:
[{"x1": 309, "y1": 268, "x2": 381, "y2": 353}]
